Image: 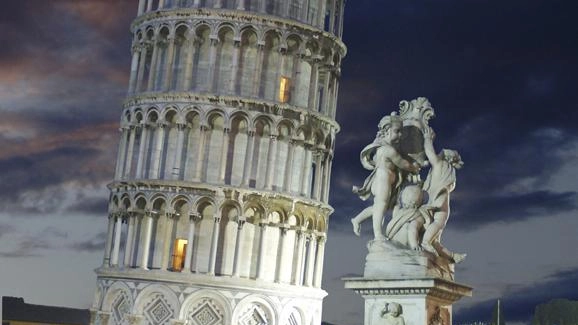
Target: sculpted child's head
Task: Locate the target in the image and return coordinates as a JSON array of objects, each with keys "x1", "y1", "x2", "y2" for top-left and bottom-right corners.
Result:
[
  {"x1": 377, "y1": 113, "x2": 403, "y2": 144},
  {"x1": 400, "y1": 185, "x2": 423, "y2": 208},
  {"x1": 441, "y1": 149, "x2": 464, "y2": 169},
  {"x1": 382, "y1": 302, "x2": 403, "y2": 317}
]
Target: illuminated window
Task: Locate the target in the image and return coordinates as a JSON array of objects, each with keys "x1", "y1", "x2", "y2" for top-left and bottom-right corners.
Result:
[
  {"x1": 279, "y1": 76, "x2": 291, "y2": 103},
  {"x1": 171, "y1": 239, "x2": 187, "y2": 271}
]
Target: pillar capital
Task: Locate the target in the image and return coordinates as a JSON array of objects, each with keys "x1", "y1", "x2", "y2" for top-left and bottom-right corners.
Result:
[{"x1": 189, "y1": 213, "x2": 202, "y2": 222}]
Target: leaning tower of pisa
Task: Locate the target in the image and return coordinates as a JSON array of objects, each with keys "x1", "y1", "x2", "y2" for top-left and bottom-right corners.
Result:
[{"x1": 90, "y1": 1, "x2": 346, "y2": 325}]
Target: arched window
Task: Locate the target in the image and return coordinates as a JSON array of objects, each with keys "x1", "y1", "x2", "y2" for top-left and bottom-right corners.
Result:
[{"x1": 214, "y1": 27, "x2": 235, "y2": 94}]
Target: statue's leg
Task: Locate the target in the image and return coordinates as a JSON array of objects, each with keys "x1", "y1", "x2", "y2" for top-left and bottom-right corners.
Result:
[
  {"x1": 408, "y1": 217, "x2": 425, "y2": 250},
  {"x1": 372, "y1": 201, "x2": 386, "y2": 240},
  {"x1": 432, "y1": 242, "x2": 467, "y2": 263},
  {"x1": 351, "y1": 207, "x2": 372, "y2": 236},
  {"x1": 421, "y1": 211, "x2": 447, "y2": 249}
]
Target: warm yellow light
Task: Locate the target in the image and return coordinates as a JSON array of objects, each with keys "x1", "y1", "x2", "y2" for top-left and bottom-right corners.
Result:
[
  {"x1": 172, "y1": 239, "x2": 187, "y2": 271},
  {"x1": 279, "y1": 76, "x2": 291, "y2": 103}
]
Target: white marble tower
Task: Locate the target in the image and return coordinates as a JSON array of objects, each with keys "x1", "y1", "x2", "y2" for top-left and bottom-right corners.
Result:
[{"x1": 89, "y1": 1, "x2": 346, "y2": 325}]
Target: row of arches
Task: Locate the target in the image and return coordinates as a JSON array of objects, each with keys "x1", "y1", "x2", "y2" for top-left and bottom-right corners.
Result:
[
  {"x1": 135, "y1": 0, "x2": 345, "y2": 37},
  {"x1": 114, "y1": 105, "x2": 335, "y2": 203},
  {"x1": 94, "y1": 282, "x2": 321, "y2": 325},
  {"x1": 103, "y1": 191, "x2": 328, "y2": 288},
  {"x1": 128, "y1": 21, "x2": 342, "y2": 117}
]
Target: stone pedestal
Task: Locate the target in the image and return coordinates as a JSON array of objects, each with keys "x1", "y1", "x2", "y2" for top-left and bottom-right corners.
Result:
[{"x1": 344, "y1": 240, "x2": 472, "y2": 325}]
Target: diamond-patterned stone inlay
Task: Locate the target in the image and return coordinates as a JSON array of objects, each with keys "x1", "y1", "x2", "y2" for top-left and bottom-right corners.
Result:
[
  {"x1": 240, "y1": 305, "x2": 268, "y2": 325},
  {"x1": 190, "y1": 302, "x2": 221, "y2": 325},
  {"x1": 112, "y1": 294, "x2": 130, "y2": 325},
  {"x1": 144, "y1": 297, "x2": 173, "y2": 325}
]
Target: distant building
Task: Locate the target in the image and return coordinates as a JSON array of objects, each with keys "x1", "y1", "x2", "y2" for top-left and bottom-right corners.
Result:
[{"x1": 2, "y1": 296, "x2": 89, "y2": 325}]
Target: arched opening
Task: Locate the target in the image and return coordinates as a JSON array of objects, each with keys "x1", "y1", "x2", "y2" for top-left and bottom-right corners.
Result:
[
  {"x1": 226, "y1": 115, "x2": 249, "y2": 186},
  {"x1": 214, "y1": 26, "x2": 234, "y2": 94},
  {"x1": 192, "y1": 25, "x2": 211, "y2": 92},
  {"x1": 238, "y1": 29, "x2": 258, "y2": 97},
  {"x1": 183, "y1": 110, "x2": 201, "y2": 181}
]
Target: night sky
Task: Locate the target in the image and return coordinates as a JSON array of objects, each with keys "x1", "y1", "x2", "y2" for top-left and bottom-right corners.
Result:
[{"x1": 1, "y1": 1, "x2": 577, "y2": 324}]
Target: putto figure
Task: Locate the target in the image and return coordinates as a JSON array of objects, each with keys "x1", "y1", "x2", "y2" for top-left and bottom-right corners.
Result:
[
  {"x1": 350, "y1": 98, "x2": 465, "y2": 263},
  {"x1": 420, "y1": 127, "x2": 466, "y2": 262},
  {"x1": 350, "y1": 113, "x2": 420, "y2": 240},
  {"x1": 381, "y1": 302, "x2": 405, "y2": 325}
]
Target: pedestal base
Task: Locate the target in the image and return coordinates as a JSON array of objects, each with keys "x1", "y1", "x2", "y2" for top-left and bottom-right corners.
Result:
[{"x1": 343, "y1": 277, "x2": 472, "y2": 325}]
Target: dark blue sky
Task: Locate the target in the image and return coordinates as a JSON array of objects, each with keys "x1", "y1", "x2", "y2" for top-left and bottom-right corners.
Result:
[{"x1": 1, "y1": 1, "x2": 577, "y2": 324}]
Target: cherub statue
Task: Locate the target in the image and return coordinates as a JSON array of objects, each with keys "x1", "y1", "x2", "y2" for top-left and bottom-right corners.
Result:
[
  {"x1": 351, "y1": 113, "x2": 420, "y2": 240},
  {"x1": 420, "y1": 127, "x2": 466, "y2": 263},
  {"x1": 381, "y1": 302, "x2": 405, "y2": 325},
  {"x1": 385, "y1": 185, "x2": 431, "y2": 250}
]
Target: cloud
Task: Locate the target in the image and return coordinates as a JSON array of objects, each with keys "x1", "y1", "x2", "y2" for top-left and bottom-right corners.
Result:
[
  {"x1": 455, "y1": 268, "x2": 578, "y2": 323},
  {"x1": 69, "y1": 232, "x2": 106, "y2": 252},
  {"x1": 0, "y1": 236, "x2": 52, "y2": 258},
  {"x1": 452, "y1": 190, "x2": 578, "y2": 230},
  {"x1": 0, "y1": 223, "x2": 16, "y2": 239}
]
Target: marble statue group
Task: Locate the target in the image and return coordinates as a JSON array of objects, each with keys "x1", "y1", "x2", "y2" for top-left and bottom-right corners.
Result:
[{"x1": 350, "y1": 97, "x2": 465, "y2": 263}]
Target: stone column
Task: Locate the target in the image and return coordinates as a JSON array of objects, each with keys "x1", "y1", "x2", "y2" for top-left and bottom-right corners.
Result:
[
  {"x1": 241, "y1": 130, "x2": 255, "y2": 186},
  {"x1": 232, "y1": 217, "x2": 246, "y2": 277},
  {"x1": 183, "y1": 213, "x2": 201, "y2": 273},
  {"x1": 301, "y1": 148, "x2": 313, "y2": 196},
  {"x1": 137, "y1": 0, "x2": 146, "y2": 15},
  {"x1": 214, "y1": 0, "x2": 223, "y2": 8},
  {"x1": 162, "y1": 34, "x2": 176, "y2": 91},
  {"x1": 208, "y1": 212, "x2": 222, "y2": 275},
  {"x1": 149, "y1": 122, "x2": 166, "y2": 179},
  {"x1": 114, "y1": 126, "x2": 129, "y2": 180},
  {"x1": 207, "y1": 37, "x2": 219, "y2": 92},
  {"x1": 147, "y1": 36, "x2": 160, "y2": 91},
  {"x1": 126, "y1": 314, "x2": 144, "y2": 325},
  {"x1": 110, "y1": 214, "x2": 123, "y2": 267},
  {"x1": 158, "y1": 0, "x2": 165, "y2": 9},
  {"x1": 103, "y1": 214, "x2": 115, "y2": 267},
  {"x1": 275, "y1": 226, "x2": 289, "y2": 283},
  {"x1": 193, "y1": 0, "x2": 201, "y2": 8},
  {"x1": 229, "y1": 39, "x2": 241, "y2": 94},
  {"x1": 139, "y1": 211, "x2": 154, "y2": 270},
  {"x1": 291, "y1": 54, "x2": 303, "y2": 106},
  {"x1": 329, "y1": 0, "x2": 337, "y2": 33},
  {"x1": 264, "y1": 135, "x2": 278, "y2": 190},
  {"x1": 308, "y1": 59, "x2": 320, "y2": 110},
  {"x1": 237, "y1": 0, "x2": 246, "y2": 10},
  {"x1": 292, "y1": 229, "x2": 306, "y2": 285},
  {"x1": 313, "y1": 235, "x2": 326, "y2": 287},
  {"x1": 146, "y1": 0, "x2": 153, "y2": 12},
  {"x1": 194, "y1": 125, "x2": 208, "y2": 181},
  {"x1": 321, "y1": 69, "x2": 331, "y2": 113},
  {"x1": 135, "y1": 42, "x2": 149, "y2": 92},
  {"x1": 283, "y1": 140, "x2": 295, "y2": 191},
  {"x1": 171, "y1": 122, "x2": 186, "y2": 179},
  {"x1": 219, "y1": 128, "x2": 230, "y2": 183},
  {"x1": 160, "y1": 213, "x2": 174, "y2": 271},
  {"x1": 256, "y1": 222, "x2": 268, "y2": 280},
  {"x1": 252, "y1": 42, "x2": 265, "y2": 97},
  {"x1": 317, "y1": 0, "x2": 327, "y2": 28},
  {"x1": 128, "y1": 47, "x2": 140, "y2": 94},
  {"x1": 98, "y1": 312, "x2": 111, "y2": 325},
  {"x1": 304, "y1": 233, "x2": 318, "y2": 287},
  {"x1": 313, "y1": 151, "x2": 323, "y2": 200},
  {"x1": 323, "y1": 154, "x2": 333, "y2": 202},
  {"x1": 123, "y1": 125, "x2": 137, "y2": 179},
  {"x1": 183, "y1": 33, "x2": 197, "y2": 91},
  {"x1": 124, "y1": 214, "x2": 135, "y2": 267},
  {"x1": 135, "y1": 122, "x2": 149, "y2": 179}
]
